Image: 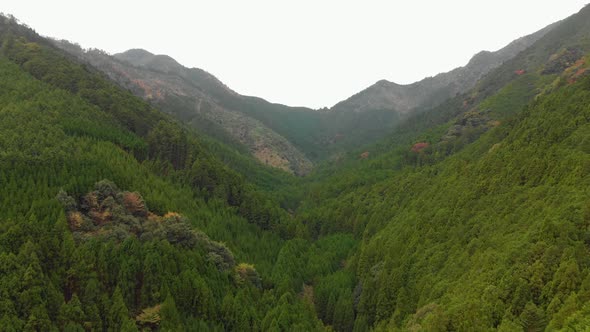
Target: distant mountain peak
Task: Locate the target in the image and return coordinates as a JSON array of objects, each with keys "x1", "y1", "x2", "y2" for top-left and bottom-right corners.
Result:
[
  {"x1": 114, "y1": 49, "x2": 184, "y2": 75},
  {"x1": 120, "y1": 48, "x2": 154, "y2": 56},
  {"x1": 115, "y1": 48, "x2": 154, "y2": 62},
  {"x1": 375, "y1": 79, "x2": 393, "y2": 85},
  {"x1": 467, "y1": 50, "x2": 494, "y2": 66}
]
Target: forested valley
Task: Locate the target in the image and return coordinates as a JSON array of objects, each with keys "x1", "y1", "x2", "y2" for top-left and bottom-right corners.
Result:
[{"x1": 0, "y1": 5, "x2": 590, "y2": 332}]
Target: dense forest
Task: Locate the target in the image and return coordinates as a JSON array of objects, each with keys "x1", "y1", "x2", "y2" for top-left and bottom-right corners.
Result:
[
  {"x1": 0, "y1": 15, "x2": 332, "y2": 331},
  {"x1": 1, "y1": 4, "x2": 590, "y2": 332}
]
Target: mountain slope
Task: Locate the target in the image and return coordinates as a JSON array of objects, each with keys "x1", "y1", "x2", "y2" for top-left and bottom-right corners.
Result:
[
  {"x1": 52, "y1": 22, "x2": 555, "y2": 167},
  {"x1": 314, "y1": 4, "x2": 590, "y2": 177},
  {"x1": 349, "y1": 76, "x2": 590, "y2": 330},
  {"x1": 51, "y1": 42, "x2": 314, "y2": 175},
  {"x1": 0, "y1": 14, "x2": 330, "y2": 330},
  {"x1": 287, "y1": 5, "x2": 590, "y2": 330},
  {"x1": 331, "y1": 22, "x2": 555, "y2": 115},
  {"x1": 295, "y1": 55, "x2": 590, "y2": 332}
]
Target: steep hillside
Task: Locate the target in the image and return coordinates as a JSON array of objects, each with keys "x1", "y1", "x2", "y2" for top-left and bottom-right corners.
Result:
[
  {"x1": 348, "y1": 73, "x2": 589, "y2": 331},
  {"x1": 51, "y1": 43, "x2": 314, "y2": 175},
  {"x1": 285, "y1": 5, "x2": 590, "y2": 331},
  {"x1": 291, "y1": 58, "x2": 590, "y2": 332},
  {"x1": 0, "y1": 14, "x2": 332, "y2": 330}
]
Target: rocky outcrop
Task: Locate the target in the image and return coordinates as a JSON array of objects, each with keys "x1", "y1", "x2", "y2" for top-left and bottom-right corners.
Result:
[
  {"x1": 440, "y1": 110, "x2": 498, "y2": 144},
  {"x1": 542, "y1": 47, "x2": 584, "y2": 75}
]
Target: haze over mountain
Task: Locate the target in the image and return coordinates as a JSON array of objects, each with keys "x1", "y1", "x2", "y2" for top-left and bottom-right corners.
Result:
[
  {"x1": 52, "y1": 42, "x2": 315, "y2": 175},
  {"x1": 3, "y1": 1, "x2": 587, "y2": 108},
  {"x1": 0, "y1": 3, "x2": 589, "y2": 332},
  {"x1": 53, "y1": 19, "x2": 555, "y2": 174},
  {"x1": 331, "y1": 23, "x2": 555, "y2": 114}
]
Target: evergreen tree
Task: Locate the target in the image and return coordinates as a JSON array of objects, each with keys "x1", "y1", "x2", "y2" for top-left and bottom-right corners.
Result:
[
  {"x1": 160, "y1": 292, "x2": 183, "y2": 332},
  {"x1": 519, "y1": 302, "x2": 547, "y2": 332},
  {"x1": 108, "y1": 287, "x2": 135, "y2": 331},
  {"x1": 58, "y1": 294, "x2": 84, "y2": 329}
]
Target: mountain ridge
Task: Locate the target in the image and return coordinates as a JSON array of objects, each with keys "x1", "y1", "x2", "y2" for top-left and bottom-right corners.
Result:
[
  {"x1": 53, "y1": 41, "x2": 315, "y2": 175},
  {"x1": 50, "y1": 19, "x2": 559, "y2": 169},
  {"x1": 114, "y1": 48, "x2": 240, "y2": 97},
  {"x1": 331, "y1": 22, "x2": 557, "y2": 114}
]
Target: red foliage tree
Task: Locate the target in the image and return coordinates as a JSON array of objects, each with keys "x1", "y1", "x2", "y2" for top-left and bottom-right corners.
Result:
[{"x1": 411, "y1": 142, "x2": 429, "y2": 152}]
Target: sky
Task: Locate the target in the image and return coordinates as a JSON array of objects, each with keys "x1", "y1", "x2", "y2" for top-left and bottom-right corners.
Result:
[{"x1": 2, "y1": 1, "x2": 589, "y2": 109}]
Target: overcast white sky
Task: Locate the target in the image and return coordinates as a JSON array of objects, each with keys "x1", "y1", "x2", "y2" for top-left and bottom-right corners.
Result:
[{"x1": 2, "y1": 1, "x2": 588, "y2": 108}]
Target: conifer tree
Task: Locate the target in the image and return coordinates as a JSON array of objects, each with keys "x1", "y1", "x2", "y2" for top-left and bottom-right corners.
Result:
[
  {"x1": 108, "y1": 287, "x2": 135, "y2": 331},
  {"x1": 160, "y1": 292, "x2": 183, "y2": 332}
]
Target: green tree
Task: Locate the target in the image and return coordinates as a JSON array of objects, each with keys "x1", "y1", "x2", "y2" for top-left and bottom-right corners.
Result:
[
  {"x1": 519, "y1": 302, "x2": 546, "y2": 332},
  {"x1": 160, "y1": 293, "x2": 183, "y2": 331},
  {"x1": 108, "y1": 287, "x2": 135, "y2": 331},
  {"x1": 58, "y1": 294, "x2": 85, "y2": 329}
]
